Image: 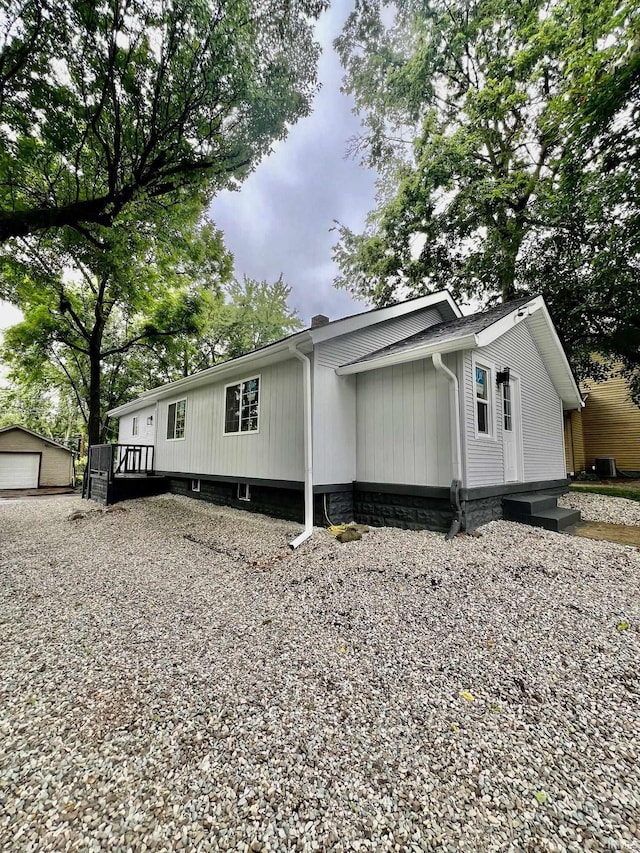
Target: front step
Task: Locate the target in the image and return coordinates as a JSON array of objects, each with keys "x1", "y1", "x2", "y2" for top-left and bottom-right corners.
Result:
[{"x1": 503, "y1": 494, "x2": 581, "y2": 533}]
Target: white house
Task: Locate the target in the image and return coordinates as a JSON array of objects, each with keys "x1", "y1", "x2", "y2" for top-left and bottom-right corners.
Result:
[{"x1": 105, "y1": 291, "x2": 583, "y2": 542}]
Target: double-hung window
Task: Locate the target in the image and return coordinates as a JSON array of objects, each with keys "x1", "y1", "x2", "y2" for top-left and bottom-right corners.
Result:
[
  {"x1": 167, "y1": 399, "x2": 186, "y2": 440},
  {"x1": 224, "y1": 377, "x2": 260, "y2": 434},
  {"x1": 132, "y1": 416, "x2": 139, "y2": 437},
  {"x1": 475, "y1": 365, "x2": 491, "y2": 436}
]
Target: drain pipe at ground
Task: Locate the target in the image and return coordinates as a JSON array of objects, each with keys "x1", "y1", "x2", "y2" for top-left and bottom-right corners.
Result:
[
  {"x1": 289, "y1": 345, "x2": 314, "y2": 549},
  {"x1": 432, "y1": 352, "x2": 464, "y2": 539}
]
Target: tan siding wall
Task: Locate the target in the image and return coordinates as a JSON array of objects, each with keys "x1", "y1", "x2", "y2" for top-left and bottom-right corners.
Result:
[
  {"x1": 564, "y1": 411, "x2": 585, "y2": 474},
  {"x1": 580, "y1": 374, "x2": 640, "y2": 470},
  {"x1": 0, "y1": 429, "x2": 73, "y2": 486}
]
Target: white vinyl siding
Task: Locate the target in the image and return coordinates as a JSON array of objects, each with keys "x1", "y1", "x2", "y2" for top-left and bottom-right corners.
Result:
[
  {"x1": 117, "y1": 405, "x2": 156, "y2": 446},
  {"x1": 463, "y1": 322, "x2": 565, "y2": 487},
  {"x1": 314, "y1": 306, "x2": 445, "y2": 485},
  {"x1": 155, "y1": 358, "x2": 304, "y2": 481},
  {"x1": 316, "y1": 308, "x2": 444, "y2": 370},
  {"x1": 356, "y1": 356, "x2": 454, "y2": 487}
]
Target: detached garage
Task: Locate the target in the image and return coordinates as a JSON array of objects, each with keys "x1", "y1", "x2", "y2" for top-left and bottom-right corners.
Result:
[{"x1": 0, "y1": 425, "x2": 74, "y2": 489}]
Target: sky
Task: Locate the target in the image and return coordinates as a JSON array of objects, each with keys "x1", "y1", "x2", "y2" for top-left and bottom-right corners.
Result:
[
  {"x1": 0, "y1": 1, "x2": 376, "y2": 340},
  {"x1": 209, "y1": 1, "x2": 377, "y2": 326}
]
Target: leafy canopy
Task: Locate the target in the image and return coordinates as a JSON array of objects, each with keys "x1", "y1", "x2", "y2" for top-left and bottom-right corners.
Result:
[{"x1": 0, "y1": 0, "x2": 326, "y2": 240}]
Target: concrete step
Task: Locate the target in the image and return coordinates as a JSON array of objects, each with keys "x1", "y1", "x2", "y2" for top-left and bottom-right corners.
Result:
[
  {"x1": 506, "y1": 506, "x2": 582, "y2": 533},
  {"x1": 503, "y1": 493, "x2": 559, "y2": 515}
]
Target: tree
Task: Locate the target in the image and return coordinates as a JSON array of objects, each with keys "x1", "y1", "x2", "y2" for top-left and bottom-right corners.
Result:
[
  {"x1": 0, "y1": 207, "x2": 232, "y2": 444},
  {"x1": 333, "y1": 0, "x2": 639, "y2": 308},
  {"x1": 0, "y1": 0, "x2": 326, "y2": 242},
  {"x1": 126, "y1": 275, "x2": 303, "y2": 387}
]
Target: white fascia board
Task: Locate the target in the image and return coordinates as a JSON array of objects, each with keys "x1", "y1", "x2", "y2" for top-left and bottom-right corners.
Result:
[
  {"x1": 474, "y1": 295, "x2": 582, "y2": 410},
  {"x1": 529, "y1": 301, "x2": 583, "y2": 410},
  {"x1": 309, "y1": 291, "x2": 461, "y2": 344},
  {"x1": 335, "y1": 333, "x2": 478, "y2": 375},
  {"x1": 107, "y1": 396, "x2": 156, "y2": 418},
  {"x1": 474, "y1": 296, "x2": 541, "y2": 348}
]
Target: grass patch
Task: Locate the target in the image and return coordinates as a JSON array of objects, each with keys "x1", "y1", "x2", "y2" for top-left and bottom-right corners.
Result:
[{"x1": 570, "y1": 484, "x2": 640, "y2": 502}]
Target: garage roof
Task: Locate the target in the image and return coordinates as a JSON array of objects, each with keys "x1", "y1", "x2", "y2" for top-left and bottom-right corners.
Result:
[{"x1": 0, "y1": 425, "x2": 74, "y2": 453}]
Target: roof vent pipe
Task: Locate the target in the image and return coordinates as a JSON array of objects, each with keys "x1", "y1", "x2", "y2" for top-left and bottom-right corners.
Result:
[{"x1": 311, "y1": 314, "x2": 330, "y2": 328}]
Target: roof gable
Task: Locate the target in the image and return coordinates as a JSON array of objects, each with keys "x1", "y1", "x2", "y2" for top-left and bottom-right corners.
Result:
[
  {"x1": 0, "y1": 424, "x2": 73, "y2": 452},
  {"x1": 336, "y1": 296, "x2": 582, "y2": 410}
]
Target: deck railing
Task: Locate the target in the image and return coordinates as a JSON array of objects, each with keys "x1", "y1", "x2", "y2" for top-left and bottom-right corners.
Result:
[{"x1": 87, "y1": 443, "x2": 155, "y2": 482}]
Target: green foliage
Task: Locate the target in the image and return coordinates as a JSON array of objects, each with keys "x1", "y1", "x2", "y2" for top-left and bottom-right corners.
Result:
[
  {"x1": 333, "y1": 0, "x2": 640, "y2": 393},
  {"x1": 0, "y1": 0, "x2": 326, "y2": 240},
  {"x1": 135, "y1": 275, "x2": 303, "y2": 387},
  {"x1": 570, "y1": 485, "x2": 640, "y2": 502}
]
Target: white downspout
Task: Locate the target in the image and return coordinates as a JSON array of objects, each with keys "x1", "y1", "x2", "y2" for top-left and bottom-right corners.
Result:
[
  {"x1": 432, "y1": 352, "x2": 464, "y2": 538},
  {"x1": 289, "y1": 345, "x2": 314, "y2": 549},
  {"x1": 432, "y1": 352, "x2": 462, "y2": 483}
]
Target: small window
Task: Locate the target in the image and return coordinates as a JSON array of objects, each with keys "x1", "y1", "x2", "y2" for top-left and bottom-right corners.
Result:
[
  {"x1": 132, "y1": 416, "x2": 138, "y2": 437},
  {"x1": 225, "y1": 377, "x2": 260, "y2": 434},
  {"x1": 167, "y1": 399, "x2": 186, "y2": 440},
  {"x1": 237, "y1": 483, "x2": 251, "y2": 501},
  {"x1": 503, "y1": 384, "x2": 512, "y2": 432},
  {"x1": 475, "y1": 365, "x2": 490, "y2": 435},
  {"x1": 191, "y1": 479, "x2": 200, "y2": 492}
]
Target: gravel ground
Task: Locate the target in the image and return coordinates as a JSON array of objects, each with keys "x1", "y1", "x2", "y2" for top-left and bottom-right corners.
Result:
[
  {"x1": 1, "y1": 494, "x2": 639, "y2": 853},
  {"x1": 558, "y1": 492, "x2": 640, "y2": 526}
]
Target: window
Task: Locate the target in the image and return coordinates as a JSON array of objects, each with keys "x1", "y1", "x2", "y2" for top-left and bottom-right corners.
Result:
[
  {"x1": 475, "y1": 365, "x2": 491, "y2": 435},
  {"x1": 167, "y1": 399, "x2": 186, "y2": 440},
  {"x1": 224, "y1": 377, "x2": 260, "y2": 434},
  {"x1": 132, "y1": 416, "x2": 138, "y2": 437},
  {"x1": 503, "y1": 384, "x2": 512, "y2": 432},
  {"x1": 237, "y1": 483, "x2": 251, "y2": 501},
  {"x1": 191, "y1": 479, "x2": 200, "y2": 492}
]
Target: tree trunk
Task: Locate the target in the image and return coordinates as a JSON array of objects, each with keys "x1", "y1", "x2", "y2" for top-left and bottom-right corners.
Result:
[{"x1": 87, "y1": 342, "x2": 103, "y2": 446}]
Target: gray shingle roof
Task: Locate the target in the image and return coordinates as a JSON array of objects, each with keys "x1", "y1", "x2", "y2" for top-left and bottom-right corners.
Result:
[{"x1": 342, "y1": 296, "x2": 533, "y2": 367}]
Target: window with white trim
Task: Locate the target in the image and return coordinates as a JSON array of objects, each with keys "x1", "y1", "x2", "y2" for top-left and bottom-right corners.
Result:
[
  {"x1": 224, "y1": 377, "x2": 260, "y2": 434},
  {"x1": 191, "y1": 479, "x2": 200, "y2": 492},
  {"x1": 237, "y1": 483, "x2": 251, "y2": 501},
  {"x1": 132, "y1": 416, "x2": 138, "y2": 436},
  {"x1": 167, "y1": 399, "x2": 186, "y2": 440},
  {"x1": 475, "y1": 365, "x2": 491, "y2": 435}
]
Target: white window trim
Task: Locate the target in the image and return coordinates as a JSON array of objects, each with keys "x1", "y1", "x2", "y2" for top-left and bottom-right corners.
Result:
[
  {"x1": 132, "y1": 416, "x2": 139, "y2": 437},
  {"x1": 190, "y1": 479, "x2": 200, "y2": 492},
  {"x1": 471, "y1": 356, "x2": 496, "y2": 440},
  {"x1": 166, "y1": 398, "x2": 187, "y2": 441},
  {"x1": 223, "y1": 375, "x2": 261, "y2": 436}
]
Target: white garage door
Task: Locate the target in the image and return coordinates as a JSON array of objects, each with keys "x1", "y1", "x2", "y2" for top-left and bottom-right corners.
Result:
[{"x1": 0, "y1": 453, "x2": 40, "y2": 489}]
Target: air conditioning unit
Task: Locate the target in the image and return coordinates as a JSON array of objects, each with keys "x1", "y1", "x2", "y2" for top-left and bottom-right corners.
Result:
[{"x1": 595, "y1": 456, "x2": 616, "y2": 478}]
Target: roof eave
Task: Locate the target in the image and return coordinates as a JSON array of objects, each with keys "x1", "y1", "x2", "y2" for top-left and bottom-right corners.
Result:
[{"x1": 336, "y1": 333, "x2": 478, "y2": 375}]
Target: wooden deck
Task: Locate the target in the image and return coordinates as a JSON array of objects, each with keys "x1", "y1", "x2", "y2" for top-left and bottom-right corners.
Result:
[{"x1": 84, "y1": 444, "x2": 167, "y2": 505}]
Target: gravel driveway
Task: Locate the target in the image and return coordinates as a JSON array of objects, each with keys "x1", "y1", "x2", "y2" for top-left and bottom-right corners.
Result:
[{"x1": 1, "y1": 494, "x2": 638, "y2": 852}]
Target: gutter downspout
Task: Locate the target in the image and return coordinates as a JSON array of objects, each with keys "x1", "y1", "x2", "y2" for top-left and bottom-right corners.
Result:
[
  {"x1": 432, "y1": 352, "x2": 463, "y2": 539},
  {"x1": 289, "y1": 345, "x2": 314, "y2": 549}
]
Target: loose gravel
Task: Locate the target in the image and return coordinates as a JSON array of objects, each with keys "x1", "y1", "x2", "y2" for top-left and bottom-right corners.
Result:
[
  {"x1": 558, "y1": 491, "x2": 640, "y2": 526},
  {"x1": 1, "y1": 494, "x2": 638, "y2": 853}
]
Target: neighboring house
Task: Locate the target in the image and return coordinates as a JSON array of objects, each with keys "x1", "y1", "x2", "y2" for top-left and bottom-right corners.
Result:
[
  {"x1": 105, "y1": 291, "x2": 582, "y2": 539},
  {"x1": 0, "y1": 425, "x2": 74, "y2": 489},
  {"x1": 564, "y1": 369, "x2": 640, "y2": 477}
]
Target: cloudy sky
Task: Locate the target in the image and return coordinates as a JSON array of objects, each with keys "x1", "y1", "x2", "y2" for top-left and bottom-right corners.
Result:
[
  {"x1": 0, "y1": 2, "x2": 376, "y2": 338},
  {"x1": 210, "y1": 2, "x2": 377, "y2": 326}
]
